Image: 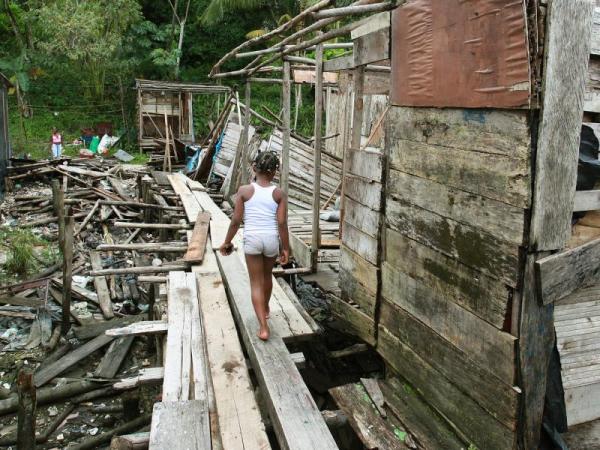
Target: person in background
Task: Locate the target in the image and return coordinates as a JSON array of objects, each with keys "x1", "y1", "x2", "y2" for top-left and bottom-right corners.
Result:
[
  {"x1": 50, "y1": 127, "x2": 62, "y2": 159},
  {"x1": 219, "y1": 151, "x2": 290, "y2": 341}
]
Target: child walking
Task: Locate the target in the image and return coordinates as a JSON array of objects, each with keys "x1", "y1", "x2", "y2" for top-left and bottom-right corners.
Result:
[
  {"x1": 219, "y1": 151, "x2": 290, "y2": 341},
  {"x1": 50, "y1": 128, "x2": 62, "y2": 159}
]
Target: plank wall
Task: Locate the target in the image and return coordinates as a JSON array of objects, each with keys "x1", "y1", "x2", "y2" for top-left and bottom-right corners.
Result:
[
  {"x1": 336, "y1": 92, "x2": 388, "y2": 346},
  {"x1": 376, "y1": 106, "x2": 531, "y2": 450}
]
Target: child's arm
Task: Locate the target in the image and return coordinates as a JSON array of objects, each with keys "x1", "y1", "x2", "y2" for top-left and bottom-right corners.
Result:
[
  {"x1": 276, "y1": 189, "x2": 290, "y2": 264},
  {"x1": 219, "y1": 186, "x2": 246, "y2": 255}
]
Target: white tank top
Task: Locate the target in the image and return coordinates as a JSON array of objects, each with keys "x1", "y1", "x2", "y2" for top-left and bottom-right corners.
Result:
[{"x1": 243, "y1": 183, "x2": 278, "y2": 234}]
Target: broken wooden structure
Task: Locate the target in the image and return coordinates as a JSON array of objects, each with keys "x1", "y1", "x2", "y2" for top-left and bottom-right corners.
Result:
[
  {"x1": 135, "y1": 79, "x2": 231, "y2": 152},
  {"x1": 0, "y1": 72, "x2": 11, "y2": 195},
  {"x1": 211, "y1": 0, "x2": 600, "y2": 448}
]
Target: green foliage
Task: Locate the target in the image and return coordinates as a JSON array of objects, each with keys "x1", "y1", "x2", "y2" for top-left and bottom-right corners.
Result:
[{"x1": 0, "y1": 228, "x2": 51, "y2": 277}]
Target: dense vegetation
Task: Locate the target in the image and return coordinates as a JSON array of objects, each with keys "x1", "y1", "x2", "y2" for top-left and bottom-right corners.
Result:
[{"x1": 0, "y1": 0, "x2": 340, "y2": 159}]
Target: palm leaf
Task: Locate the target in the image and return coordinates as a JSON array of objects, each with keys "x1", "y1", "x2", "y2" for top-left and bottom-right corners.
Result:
[
  {"x1": 201, "y1": 0, "x2": 267, "y2": 25},
  {"x1": 245, "y1": 29, "x2": 268, "y2": 39}
]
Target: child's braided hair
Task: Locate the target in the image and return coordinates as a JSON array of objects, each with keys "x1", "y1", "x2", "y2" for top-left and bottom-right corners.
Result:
[{"x1": 253, "y1": 151, "x2": 280, "y2": 174}]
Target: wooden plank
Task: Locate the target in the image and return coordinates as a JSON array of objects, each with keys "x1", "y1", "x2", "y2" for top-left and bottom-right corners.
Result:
[
  {"x1": 351, "y1": 11, "x2": 390, "y2": 39},
  {"x1": 162, "y1": 271, "x2": 194, "y2": 402},
  {"x1": 378, "y1": 326, "x2": 515, "y2": 450},
  {"x1": 386, "y1": 197, "x2": 520, "y2": 286},
  {"x1": 323, "y1": 55, "x2": 354, "y2": 72},
  {"x1": 290, "y1": 232, "x2": 312, "y2": 268},
  {"x1": 167, "y1": 173, "x2": 202, "y2": 223},
  {"x1": 149, "y1": 400, "x2": 210, "y2": 450},
  {"x1": 385, "y1": 228, "x2": 509, "y2": 329},
  {"x1": 342, "y1": 196, "x2": 380, "y2": 238},
  {"x1": 536, "y1": 237, "x2": 600, "y2": 305},
  {"x1": 339, "y1": 244, "x2": 378, "y2": 293},
  {"x1": 114, "y1": 367, "x2": 164, "y2": 390},
  {"x1": 106, "y1": 321, "x2": 168, "y2": 336},
  {"x1": 339, "y1": 268, "x2": 376, "y2": 317},
  {"x1": 196, "y1": 268, "x2": 271, "y2": 450},
  {"x1": 184, "y1": 212, "x2": 211, "y2": 263},
  {"x1": 381, "y1": 261, "x2": 516, "y2": 383},
  {"x1": 73, "y1": 315, "x2": 147, "y2": 340},
  {"x1": 388, "y1": 169, "x2": 526, "y2": 245},
  {"x1": 529, "y1": 0, "x2": 594, "y2": 250},
  {"x1": 380, "y1": 378, "x2": 465, "y2": 450},
  {"x1": 340, "y1": 221, "x2": 378, "y2": 265},
  {"x1": 34, "y1": 334, "x2": 115, "y2": 387},
  {"x1": 329, "y1": 295, "x2": 376, "y2": 346},
  {"x1": 379, "y1": 299, "x2": 519, "y2": 429},
  {"x1": 591, "y1": 6, "x2": 600, "y2": 56},
  {"x1": 574, "y1": 189, "x2": 600, "y2": 212},
  {"x1": 346, "y1": 148, "x2": 382, "y2": 182},
  {"x1": 353, "y1": 28, "x2": 389, "y2": 67},
  {"x1": 90, "y1": 252, "x2": 114, "y2": 319},
  {"x1": 215, "y1": 251, "x2": 338, "y2": 450},
  {"x1": 518, "y1": 253, "x2": 555, "y2": 449},
  {"x1": 329, "y1": 383, "x2": 408, "y2": 449},
  {"x1": 565, "y1": 382, "x2": 600, "y2": 426},
  {"x1": 311, "y1": 38, "x2": 324, "y2": 271},
  {"x1": 343, "y1": 174, "x2": 381, "y2": 210},
  {"x1": 94, "y1": 336, "x2": 135, "y2": 379}
]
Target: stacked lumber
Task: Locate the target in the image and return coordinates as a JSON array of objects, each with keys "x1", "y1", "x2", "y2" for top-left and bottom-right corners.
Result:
[{"x1": 210, "y1": 110, "x2": 256, "y2": 180}]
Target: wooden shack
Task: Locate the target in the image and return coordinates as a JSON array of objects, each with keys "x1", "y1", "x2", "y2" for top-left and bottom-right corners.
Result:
[
  {"x1": 135, "y1": 79, "x2": 230, "y2": 151},
  {"x1": 324, "y1": 2, "x2": 599, "y2": 449},
  {"x1": 0, "y1": 73, "x2": 11, "y2": 195}
]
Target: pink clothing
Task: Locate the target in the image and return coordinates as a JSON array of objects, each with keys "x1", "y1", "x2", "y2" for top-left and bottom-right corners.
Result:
[{"x1": 52, "y1": 133, "x2": 61, "y2": 144}]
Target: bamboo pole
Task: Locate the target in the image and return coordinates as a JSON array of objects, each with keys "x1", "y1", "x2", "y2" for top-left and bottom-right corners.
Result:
[
  {"x1": 312, "y1": 1, "x2": 394, "y2": 19},
  {"x1": 210, "y1": 0, "x2": 333, "y2": 76},
  {"x1": 236, "y1": 43, "x2": 353, "y2": 59},
  {"x1": 311, "y1": 36, "x2": 324, "y2": 273},
  {"x1": 281, "y1": 60, "x2": 292, "y2": 195}
]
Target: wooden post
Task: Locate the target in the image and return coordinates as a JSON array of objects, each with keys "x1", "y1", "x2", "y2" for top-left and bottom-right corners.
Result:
[
  {"x1": 16, "y1": 369, "x2": 36, "y2": 450},
  {"x1": 61, "y1": 215, "x2": 74, "y2": 335},
  {"x1": 311, "y1": 35, "x2": 324, "y2": 272},
  {"x1": 52, "y1": 179, "x2": 65, "y2": 248},
  {"x1": 517, "y1": 1, "x2": 594, "y2": 448},
  {"x1": 163, "y1": 113, "x2": 171, "y2": 173},
  {"x1": 281, "y1": 60, "x2": 292, "y2": 194},
  {"x1": 340, "y1": 65, "x2": 365, "y2": 237},
  {"x1": 228, "y1": 80, "x2": 251, "y2": 199},
  {"x1": 137, "y1": 88, "x2": 143, "y2": 153}
]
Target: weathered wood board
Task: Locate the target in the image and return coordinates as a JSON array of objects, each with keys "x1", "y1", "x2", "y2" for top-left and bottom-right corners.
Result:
[
  {"x1": 329, "y1": 295, "x2": 376, "y2": 346},
  {"x1": 386, "y1": 197, "x2": 520, "y2": 285},
  {"x1": 378, "y1": 326, "x2": 515, "y2": 450},
  {"x1": 529, "y1": 0, "x2": 594, "y2": 250},
  {"x1": 339, "y1": 245, "x2": 378, "y2": 293},
  {"x1": 536, "y1": 237, "x2": 600, "y2": 304},
  {"x1": 343, "y1": 174, "x2": 382, "y2": 210},
  {"x1": 341, "y1": 221, "x2": 378, "y2": 265},
  {"x1": 149, "y1": 401, "x2": 210, "y2": 450},
  {"x1": 384, "y1": 228, "x2": 510, "y2": 329},
  {"x1": 379, "y1": 299, "x2": 519, "y2": 429},
  {"x1": 354, "y1": 28, "x2": 390, "y2": 67},
  {"x1": 381, "y1": 262, "x2": 516, "y2": 383}
]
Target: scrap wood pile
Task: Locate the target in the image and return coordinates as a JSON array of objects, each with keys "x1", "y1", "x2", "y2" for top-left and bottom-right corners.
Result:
[{"x1": 0, "y1": 158, "x2": 218, "y2": 449}]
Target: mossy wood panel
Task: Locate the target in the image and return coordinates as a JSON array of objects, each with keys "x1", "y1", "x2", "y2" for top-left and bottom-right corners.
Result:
[
  {"x1": 330, "y1": 296, "x2": 376, "y2": 346},
  {"x1": 354, "y1": 28, "x2": 390, "y2": 67},
  {"x1": 341, "y1": 221, "x2": 379, "y2": 265},
  {"x1": 339, "y1": 268, "x2": 377, "y2": 317},
  {"x1": 344, "y1": 173, "x2": 382, "y2": 210},
  {"x1": 378, "y1": 327, "x2": 515, "y2": 450},
  {"x1": 380, "y1": 378, "x2": 466, "y2": 450},
  {"x1": 343, "y1": 196, "x2": 381, "y2": 238},
  {"x1": 340, "y1": 245, "x2": 378, "y2": 293},
  {"x1": 379, "y1": 299, "x2": 519, "y2": 430},
  {"x1": 388, "y1": 169, "x2": 526, "y2": 245},
  {"x1": 386, "y1": 197, "x2": 520, "y2": 286},
  {"x1": 385, "y1": 228, "x2": 510, "y2": 329},
  {"x1": 347, "y1": 148, "x2": 383, "y2": 182},
  {"x1": 387, "y1": 139, "x2": 530, "y2": 208},
  {"x1": 381, "y1": 262, "x2": 516, "y2": 383},
  {"x1": 385, "y1": 107, "x2": 530, "y2": 159}
]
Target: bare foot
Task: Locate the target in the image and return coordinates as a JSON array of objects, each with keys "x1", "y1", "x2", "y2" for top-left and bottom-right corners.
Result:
[{"x1": 257, "y1": 325, "x2": 270, "y2": 341}]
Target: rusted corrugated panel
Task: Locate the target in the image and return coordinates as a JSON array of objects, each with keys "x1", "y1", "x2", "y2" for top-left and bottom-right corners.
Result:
[{"x1": 391, "y1": 0, "x2": 531, "y2": 108}]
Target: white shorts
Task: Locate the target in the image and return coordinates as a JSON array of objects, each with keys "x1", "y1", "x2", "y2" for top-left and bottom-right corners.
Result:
[{"x1": 243, "y1": 233, "x2": 279, "y2": 257}]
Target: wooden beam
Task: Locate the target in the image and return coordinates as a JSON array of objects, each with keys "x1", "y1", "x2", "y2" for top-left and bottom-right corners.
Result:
[
  {"x1": 184, "y1": 212, "x2": 211, "y2": 263},
  {"x1": 573, "y1": 189, "x2": 600, "y2": 211},
  {"x1": 535, "y1": 237, "x2": 600, "y2": 305},
  {"x1": 88, "y1": 264, "x2": 187, "y2": 277},
  {"x1": 311, "y1": 36, "x2": 324, "y2": 272},
  {"x1": 106, "y1": 321, "x2": 169, "y2": 337},
  {"x1": 149, "y1": 401, "x2": 210, "y2": 450},
  {"x1": 61, "y1": 216, "x2": 74, "y2": 335},
  {"x1": 529, "y1": 0, "x2": 594, "y2": 250},
  {"x1": 90, "y1": 251, "x2": 114, "y2": 319},
  {"x1": 281, "y1": 60, "x2": 292, "y2": 194}
]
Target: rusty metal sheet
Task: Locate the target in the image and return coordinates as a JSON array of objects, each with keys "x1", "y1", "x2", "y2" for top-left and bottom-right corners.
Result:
[{"x1": 391, "y1": 0, "x2": 531, "y2": 108}]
